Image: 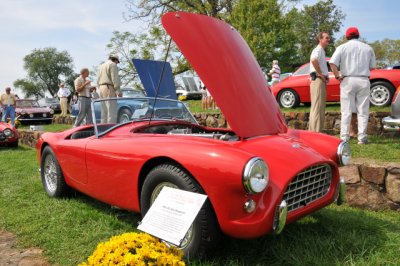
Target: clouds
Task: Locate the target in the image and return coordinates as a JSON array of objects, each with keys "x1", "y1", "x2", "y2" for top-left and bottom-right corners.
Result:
[{"x1": 0, "y1": 0, "x2": 141, "y2": 94}]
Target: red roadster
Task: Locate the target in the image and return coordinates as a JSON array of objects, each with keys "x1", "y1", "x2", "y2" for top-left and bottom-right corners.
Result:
[
  {"x1": 272, "y1": 60, "x2": 400, "y2": 108},
  {"x1": 37, "y1": 12, "x2": 349, "y2": 258},
  {"x1": 0, "y1": 122, "x2": 18, "y2": 147}
]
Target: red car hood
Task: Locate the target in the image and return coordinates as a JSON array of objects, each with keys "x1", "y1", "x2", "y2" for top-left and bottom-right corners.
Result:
[
  {"x1": 162, "y1": 12, "x2": 287, "y2": 138},
  {"x1": 0, "y1": 122, "x2": 15, "y2": 130}
]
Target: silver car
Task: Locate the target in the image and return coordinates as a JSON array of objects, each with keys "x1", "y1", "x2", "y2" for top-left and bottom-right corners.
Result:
[{"x1": 382, "y1": 86, "x2": 400, "y2": 131}]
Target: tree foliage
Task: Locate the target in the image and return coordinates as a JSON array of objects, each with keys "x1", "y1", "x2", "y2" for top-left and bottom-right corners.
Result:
[
  {"x1": 14, "y1": 47, "x2": 75, "y2": 98},
  {"x1": 287, "y1": 0, "x2": 345, "y2": 66},
  {"x1": 369, "y1": 39, "x2": 400, "y2": 68},
  {"x1": 230, "y1": 0, "x2": 297, "y2": 72}
]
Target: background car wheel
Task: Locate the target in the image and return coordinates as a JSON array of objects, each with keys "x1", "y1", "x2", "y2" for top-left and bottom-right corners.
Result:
[
  {"x1": 370, "y1": 81, "x2": 395, "y2": 106},
  {"x1": 278, "y1": 89, "x2": 300, "y2": 108},
  {"x1": 140, "y1": 163, "x2": 220, "y2": 259},
  {"x1": 118, "y1": 108, "x2": 133, "y2": 123},
  {"x1": 41, "y1": 146, "x2": 69, "y2": 197}
]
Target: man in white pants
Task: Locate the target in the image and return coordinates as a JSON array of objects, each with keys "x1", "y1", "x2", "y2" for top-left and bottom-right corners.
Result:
[{"x1": 329, "y1": 27, "x2": 376, "y2": 144}]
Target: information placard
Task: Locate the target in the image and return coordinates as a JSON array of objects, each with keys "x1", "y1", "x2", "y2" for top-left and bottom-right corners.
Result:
[{"x1": 137, "y1": 187, "x2": 207, "y2": 246}]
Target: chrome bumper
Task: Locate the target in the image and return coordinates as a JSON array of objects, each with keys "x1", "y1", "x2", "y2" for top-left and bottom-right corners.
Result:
[
  {"x1": 336, "y1": 177, "x2": 346, "y2": 205},
  {"x1": 382, "y1": 116, "x2": 400, "y2": 132},
  {"x1": 273, "y1": 200, "x2": 288, "y2": 234}
]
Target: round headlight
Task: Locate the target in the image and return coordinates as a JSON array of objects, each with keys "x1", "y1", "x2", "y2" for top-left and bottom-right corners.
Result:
[
  {"x1": 3, "y1": 128, "x2": 14, "y2": 137},
  {"x1": 49, "y1": 109, "x2": 54, "y2": 114},
  {"x1": 337, "y1": 141, "x2": 351, "y2": 166},
  {"x1": 43, "y1": 113, "x2": 47, "y2": 117},
  {"x1": 29, "y1": 114, "x2": 34, "y2": 118},
  {"x1": 243, "y1": 157, "x2": 269, "y2": 194}
]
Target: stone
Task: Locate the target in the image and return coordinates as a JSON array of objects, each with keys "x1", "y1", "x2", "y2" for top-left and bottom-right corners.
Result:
[
  {"x1": 206, "y1": 115, "x2": 218, "y2": 127},
  {"x1": 386, "y1": 173, "x2": 400, "y2": 203},
  {"x1": 345, "y1": 183, "x2": 389, "y2": 211},
  {"x1": 359, "y1": 165, "x2": 386, "y2": 185},
  {"x1": 339, "y1": 165, "x2": 360, "y2": 184},
  {"x1": 387, "y1": 166, "x2": 400, "y2": 175}
]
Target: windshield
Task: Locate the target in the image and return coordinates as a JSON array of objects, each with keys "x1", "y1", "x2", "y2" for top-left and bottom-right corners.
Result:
[
  {"x1": 92, "y1": 97, "x2": 198, "y2": 135},
  {"x1": 122, "y1": 89, "x2": 145, "y2": 98},
  {"x1": 17, "y1": 100, "x2": 40, "y2": 108}
]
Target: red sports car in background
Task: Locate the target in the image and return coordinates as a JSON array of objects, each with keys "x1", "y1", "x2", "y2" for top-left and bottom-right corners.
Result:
[
  {"x1": 16, "y1": 99, "x2": 54, "y2": 124},
  {"x1": 0, "y1": 122, "x2": 18, "y2": 147},
  {"x1": 37, "y1": 12, "x2": 349, "y2": 258},
  {"x1": 272, "y1": 60, "x2": 400, "y2": 108}
]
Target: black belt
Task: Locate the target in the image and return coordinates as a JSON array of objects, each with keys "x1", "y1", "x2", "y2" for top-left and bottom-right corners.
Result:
[{"x1": 78, "y1": 96, "x2": 91, "y2": 98}]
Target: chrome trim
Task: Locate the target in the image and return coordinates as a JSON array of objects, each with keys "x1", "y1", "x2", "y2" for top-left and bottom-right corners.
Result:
[
  {"x1": 283, "y1": 164, "x2": 332, "y2": 212},
  {"x1": 337, "y1": 177, "x2": 346, "y2": 205},
  {"x1": 242, "y1": 157, "x2": 269, "y2": 194},
  {"x1": 273, "y1": 200, "x2": 288, "y2": 234},
  {"x1": 383, "y1": 124, "x2": 400, "y2": 132},
  {"x1": 382, "y1": 116, "x2": 400, "y2": 127},
  {"x1": 337, "y1": 141, "x2": 351, "y2": 166}
]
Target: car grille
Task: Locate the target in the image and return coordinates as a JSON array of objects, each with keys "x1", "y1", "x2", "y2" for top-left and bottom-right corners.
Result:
[{"x1": 283, "y1": 164, "x2": 332, "y2": 212}]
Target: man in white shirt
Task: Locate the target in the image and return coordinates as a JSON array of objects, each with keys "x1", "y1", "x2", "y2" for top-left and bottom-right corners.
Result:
[
  {"x1": 329, "y1": 27, "x2": 376, "y2": 144},
  {"x1": 269, "y1": 60, "x2": 281, "y2": 86},
  {"x1": 57, "y1": 83, "x2": 71, "y2": 116},
  {"x1": 309, "y1": 31, "x2": 330, "y2": 132}
]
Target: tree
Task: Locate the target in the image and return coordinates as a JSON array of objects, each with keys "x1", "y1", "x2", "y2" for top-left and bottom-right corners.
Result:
[
  {"x1": 287, "y1": 0, "x2": 345, "y2": 67},
  {"x1": 125, "y1": 0, "x2": 236, "y2": 24},
  {"x1": 14, "y1": 47, "x2": 75, "y2": 98},
  {"x1": 230, "y1": 0, "x2": 297, "y2": 72},
  {"x1": 369, "y1": 39, "x2": 400, "y2": 68}
]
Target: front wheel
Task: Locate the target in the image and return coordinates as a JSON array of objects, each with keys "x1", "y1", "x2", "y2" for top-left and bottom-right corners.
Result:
[
  {"x1": 278, "y1": 89, "x2": 300, "y2": 108},
  {"x1": 41, "y1": 146, "x2": 69, "y2": 197},
  {"x1": 370, "y1": 81, "x2": 395, "y2": 106},
  {"x1": 140, "y1": 164, "x2": 220, "y2": 259}
]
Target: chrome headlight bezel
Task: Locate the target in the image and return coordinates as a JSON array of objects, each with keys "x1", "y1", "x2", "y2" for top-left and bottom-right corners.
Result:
[
  {"x1": 243, "y1": 157, "x2": 269, "y2": 194},
  {"x1": 337, "y1": 141, "x2": 351, "y2": 166},
  {"x1": 49, "y1": 109, "x2": 55, "y2": 114},
  {"x1": 3, "y1": 128, "x2": 14, "y2": 138}
]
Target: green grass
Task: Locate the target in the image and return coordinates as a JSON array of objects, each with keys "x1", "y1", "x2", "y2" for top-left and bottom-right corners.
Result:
[
  {"x1": 1, "y1": 146, "x2": 400, "y2": 265},
  {"x1": 18, "y1": 123, "x2": 72, "y2": 132},
  {"x1": 349, "y1": 136, "x2": 400, "y2": 163}
]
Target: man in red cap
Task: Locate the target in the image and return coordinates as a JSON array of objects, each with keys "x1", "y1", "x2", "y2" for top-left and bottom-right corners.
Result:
[{"x1": 329, "y1": 27, "x2": 376, "y2": 144}]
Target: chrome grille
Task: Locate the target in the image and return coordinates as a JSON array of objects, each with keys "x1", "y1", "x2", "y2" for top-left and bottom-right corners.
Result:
[{"x1": 283, "y1": 164, "x2": 332, "y2": 212}]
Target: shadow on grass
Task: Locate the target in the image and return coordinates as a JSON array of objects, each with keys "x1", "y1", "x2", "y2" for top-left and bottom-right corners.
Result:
[{"x1": 206, "y1": 206, "x2": 399, "y2": 266}]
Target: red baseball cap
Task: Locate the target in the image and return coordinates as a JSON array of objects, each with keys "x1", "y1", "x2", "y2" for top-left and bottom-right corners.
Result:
[{"x1": 346, "y1": 27, "x2": 359, "y2": 38}]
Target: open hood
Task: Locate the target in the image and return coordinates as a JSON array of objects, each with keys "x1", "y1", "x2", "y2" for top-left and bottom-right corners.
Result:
[
  {"x1": 162, "y1": 12, "x2": 287, "y2": 138},
  {"x1": 132, "y1": 58, "x2": 177, "y2": 100}
]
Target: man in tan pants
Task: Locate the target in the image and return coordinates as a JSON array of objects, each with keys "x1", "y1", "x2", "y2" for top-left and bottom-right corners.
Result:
[
  {"x1": 97, "y1": 54, "x2": 122, "y2": 123},
  {"x1": 309, "y1": 32, "x2": 330, "y2": 132}
]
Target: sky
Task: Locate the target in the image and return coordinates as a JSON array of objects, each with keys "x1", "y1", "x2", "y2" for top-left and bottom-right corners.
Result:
[{"x1": 1, "y1": 0, "x2": 399, "y2": 97}]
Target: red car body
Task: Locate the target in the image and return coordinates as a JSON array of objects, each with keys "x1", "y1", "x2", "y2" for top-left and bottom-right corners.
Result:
[
  {"x1": 36, "y1": 12, "x2": 349, "y2": 257},
  {"x1": 272, "y1": 60, "x2": 400, "y2": 108},
  {"x1": 0, "y1": 122, "x2": 18, "y2": 147},
  {"x1": 16, "y1": 99, "x2": 54, "y2": 124}
]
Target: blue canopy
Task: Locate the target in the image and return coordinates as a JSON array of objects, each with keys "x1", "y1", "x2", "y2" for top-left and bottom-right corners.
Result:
[{"x1": 132, "y1": 59, "x2": 177, "y2": 100}]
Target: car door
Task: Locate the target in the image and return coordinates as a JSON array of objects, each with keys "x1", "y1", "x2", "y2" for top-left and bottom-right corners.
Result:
[{"x1": 325, "y1": 61, "x2": 341, "y2": 101}]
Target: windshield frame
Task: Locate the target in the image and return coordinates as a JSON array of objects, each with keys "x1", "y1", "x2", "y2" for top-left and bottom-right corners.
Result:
[{"x1": 91, "y1": 97, "x2": 198, "y2": 138}]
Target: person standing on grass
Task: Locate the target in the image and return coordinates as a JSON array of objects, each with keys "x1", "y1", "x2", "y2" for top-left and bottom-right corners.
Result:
[
  {"x1": 74, "y1": 68, "x2": 94, "y2": 127},
  {"x1": 269, "y1": 60, "x2": 281, "y2": 86},
  {"x1": 330, "y1": 27, "x2": 376, "y2": 144},
  {"x1": 309, "y1": 31, "x2": 331, "y2": 132},
  {"x1": 57, "y1": 83, "x2": 71, "y2": 116},
  {"x1": 1, "y1": 87, "x2": 17, "y2": 126}
]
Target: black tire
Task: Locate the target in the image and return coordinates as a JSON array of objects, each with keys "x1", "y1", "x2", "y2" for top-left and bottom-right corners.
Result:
[
  {"x1": 118, "y1": 108, "x2": 133, "y2": 123},
  {"x1": 278, "y1": 89, "x2": 300, "y2": 108},
  {"x1": 370, "y1": 81, "x2": 395, "y2": 106},
  {"x1": 140, "y1": 164, "x2": 220, "y2": 259},
  {"x1": 40, "y1": 146, "x2": 69, "y2": 197}
]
